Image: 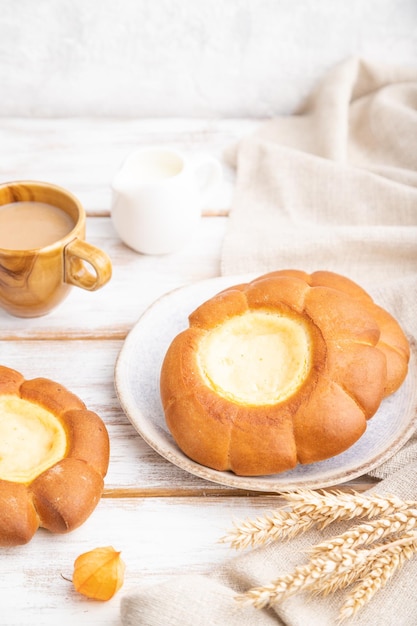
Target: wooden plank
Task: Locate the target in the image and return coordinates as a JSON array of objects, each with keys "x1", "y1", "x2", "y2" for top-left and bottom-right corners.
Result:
[
  {"x1": 0, "y1": 338, "x2": 213, "y2": 492},
  {"x1": 0, "y1": 494, "x2": 284, "y2": 626},
  {"x1": 0, "y1": 216, "x2": 227, "y2": 338},
  {"x1": 0, "y1": 115, "x2": 385, "y2": 626},
  {"x1": 0, "y1": 338, "x2": 377, "y2": 495},
  {"x1": 0, "y1": 117, "x2": 259, "y2": 215}
]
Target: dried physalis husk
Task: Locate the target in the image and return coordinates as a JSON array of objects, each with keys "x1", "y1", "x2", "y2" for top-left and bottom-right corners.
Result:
[{"x1": 73, "y1": 546, "x2": 125, "y2": 601}]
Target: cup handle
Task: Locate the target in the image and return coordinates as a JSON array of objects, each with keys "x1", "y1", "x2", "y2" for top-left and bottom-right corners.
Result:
[
  {"x1": 64, "y1": 238, "x2": 112, "y2": 291},
  {"x1": 193, "y1": 156, "x2": 223, "y2": 197}
]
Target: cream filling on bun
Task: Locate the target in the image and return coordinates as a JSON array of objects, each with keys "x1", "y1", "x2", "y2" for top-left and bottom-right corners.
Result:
[
  {"x1": 197, "y1": 311, "x2": 312, "y2": 405},
  {"x1": 0, "y1": 396, "x2": 67, "y2": 483}
]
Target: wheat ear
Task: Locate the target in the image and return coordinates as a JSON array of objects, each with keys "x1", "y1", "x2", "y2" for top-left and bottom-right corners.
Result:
[
  {"x1": 236, "y1": 547, "x2": 369, "y2": 608},
  {"x1": 220, "y1": 508, "x2": 317, "y2": 550},
  {"x1": 237, "y1": 532, "x2": 417, "y2": 611},
  {"x1": 221, "y1": 491, "x2": 415, "y2": 550},
  {"x1": 284, "y1": 489, "x2": 414, "y2": 527},
  {"x1": 309, "y1": 508, "x2": 417, "y2": 554},
  {"x1": 338, "y1": 532, "x2": 417, "y2": 622}
]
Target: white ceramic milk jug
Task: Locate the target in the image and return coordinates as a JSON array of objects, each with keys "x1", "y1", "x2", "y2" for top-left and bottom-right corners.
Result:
[{"x1": 111, "y1": 147, "x2": 222, "y2": 255}]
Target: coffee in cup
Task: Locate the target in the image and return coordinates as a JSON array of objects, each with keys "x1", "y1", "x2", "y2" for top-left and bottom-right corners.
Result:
[
  {"x1": 0, "y1": 201, "x2": 75, "y2": 249},
  {"x1": 0, "y1": 181, "x2": 112, "y2": 318}
]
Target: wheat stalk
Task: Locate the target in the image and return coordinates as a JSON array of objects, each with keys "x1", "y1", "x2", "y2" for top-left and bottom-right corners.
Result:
[
  {"x1": 312, "y1": 535, "x2": 414, "y2": 598},
  {"x1": 227, "y1": 491, "x2": 417, "y2": 620},
  {"x1": 237, "y1": 532, "x2": 417, "y2": 611},
  {"x1": 310, "y1": 508, "x2": 417, "y2": 554},
  {"x1": 236, "y1": 547, "x2": 369, "y2": 608},
  {"x1": 221, "y1": 490, "x2": 415, "y2": 550},
  {"x1": 338, "y1": 532, "x2": 417, "y2": 622},
  {"x1": 284, "y1": 490, "x2": 414, "y2": 527},
  {"x1": 220, "y1": 508, "x2": 317, "y2": 550}
]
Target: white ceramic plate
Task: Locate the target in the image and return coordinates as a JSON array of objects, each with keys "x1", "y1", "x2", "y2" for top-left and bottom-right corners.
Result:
[{"x1": 114, "y1": 275, "x2": 417, "y2": 492}]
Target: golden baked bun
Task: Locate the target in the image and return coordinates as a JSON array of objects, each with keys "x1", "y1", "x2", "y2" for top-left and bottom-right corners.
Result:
[
  {"x1": 0, "y1": 366, "x2": 110, "y2": 546},
  {"x1": 160, "y1": 270, "x2": 409, "y2": 476}
]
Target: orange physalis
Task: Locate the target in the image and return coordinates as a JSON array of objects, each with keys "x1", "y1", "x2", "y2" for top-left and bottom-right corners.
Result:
[{"x1": 73, "y1": 546, "x2": 125, "y2": 601}]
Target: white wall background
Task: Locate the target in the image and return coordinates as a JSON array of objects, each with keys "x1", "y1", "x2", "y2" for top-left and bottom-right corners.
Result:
[{"x1": 0, "y1": 0, "x2": 416, "y2": 117}]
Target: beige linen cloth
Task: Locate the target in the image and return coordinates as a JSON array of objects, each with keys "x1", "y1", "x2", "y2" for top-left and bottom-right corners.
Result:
[{"x1": 121, "y1": 58, "x2": 417, "y2": 625}]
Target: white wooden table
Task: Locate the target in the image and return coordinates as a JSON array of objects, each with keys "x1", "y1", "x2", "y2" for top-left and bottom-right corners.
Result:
[{"x1": 0, "y1": 118, "x2": 376, "y2": 626}]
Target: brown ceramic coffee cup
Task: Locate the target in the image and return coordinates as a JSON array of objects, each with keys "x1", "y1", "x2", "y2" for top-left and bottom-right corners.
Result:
[{"x1": 0, "y1": 181, "x2": 112, "y2": 317}]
